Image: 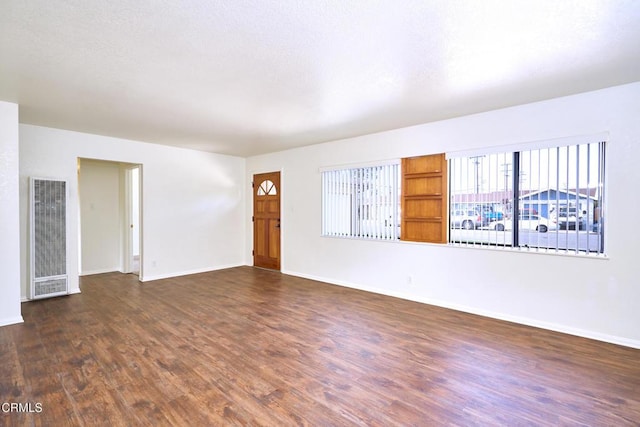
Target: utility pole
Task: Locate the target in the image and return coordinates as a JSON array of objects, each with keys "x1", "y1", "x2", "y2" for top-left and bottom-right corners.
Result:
[
  {"x1": 470, "y1": 156, "x2": 483, "y2": 194},
  {"x1": 501, "y1": 163, "x2": 512, "y2": 191}
]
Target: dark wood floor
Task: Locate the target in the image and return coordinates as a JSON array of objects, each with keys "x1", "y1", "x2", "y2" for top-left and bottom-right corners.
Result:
[{"x1": 1, "y1": 267, "x2": 639, "y2": 426}]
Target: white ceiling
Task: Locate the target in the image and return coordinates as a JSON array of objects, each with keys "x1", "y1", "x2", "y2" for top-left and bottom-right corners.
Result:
[{"x1": 1, "y1": 1, "x2": 639, "y2": 157}]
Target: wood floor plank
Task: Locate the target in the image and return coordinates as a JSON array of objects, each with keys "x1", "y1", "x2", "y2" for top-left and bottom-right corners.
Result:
[{"x1": 0, "y1": 266, "x2": 639, "y2": 426}]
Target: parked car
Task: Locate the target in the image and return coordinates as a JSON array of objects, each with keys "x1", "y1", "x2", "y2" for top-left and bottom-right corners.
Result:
[
  {"x1": 476, "y1": 205, "x2": 504, "y2": 225},
  {"x1": 488, "y1": 214, "x2": 556, "y2": 233},
  {"x1": 450, "y1": 210, "x2": 483, "y2": 230}
]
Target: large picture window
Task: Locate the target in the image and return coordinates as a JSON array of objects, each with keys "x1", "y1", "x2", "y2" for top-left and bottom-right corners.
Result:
[
  {"x1": 448, "y1": 138, "x2": 606, "y2": 255},
  {"x1": 322, "y1": 162, "x2": 400, "y2": 240}
]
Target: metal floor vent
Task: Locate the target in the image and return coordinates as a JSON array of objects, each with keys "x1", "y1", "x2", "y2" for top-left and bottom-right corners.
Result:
[{"x1": 30, "y1": 178, "x2": 68, "y2": 299}]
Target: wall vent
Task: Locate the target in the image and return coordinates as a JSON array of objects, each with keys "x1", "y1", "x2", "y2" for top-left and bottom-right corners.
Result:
[{"x1": 30, "y1": 178, "x2": 68, "y2": 299}]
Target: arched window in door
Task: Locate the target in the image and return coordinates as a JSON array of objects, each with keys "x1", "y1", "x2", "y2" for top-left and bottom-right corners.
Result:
[{"x1": 257, "y1": 179, "x2": 277, "y2": 196}]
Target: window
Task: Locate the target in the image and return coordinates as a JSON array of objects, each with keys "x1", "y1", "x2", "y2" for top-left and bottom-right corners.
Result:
[
  {"x1": 257, "y1": 179, "x2": 277, "y2": 196},
  {"x1": 448, "y1": 138, "x2": 606, "y2": 255},
  {"x1": 322, "y1": 162, "x2": 400, "y2": 240}
]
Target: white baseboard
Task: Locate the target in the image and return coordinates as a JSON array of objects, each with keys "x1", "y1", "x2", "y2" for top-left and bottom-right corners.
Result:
[
  {"x1": 141, "y1": 263, "x2": 244, "y2": 282},
  {"x1": 80, "y1": 268, "x2": 120, "y2": 276},
  {"x1": 283, "y1": 269, "x2": 640, "y2": 350},
  {"x1": 0, "y1": 316, "x2": 24, "y2": 327}
]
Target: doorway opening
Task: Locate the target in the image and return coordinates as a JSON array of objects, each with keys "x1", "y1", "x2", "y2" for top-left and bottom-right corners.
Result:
[
  {"x1": 78, "y1": 159, "x2": 142, "y2": 279},
  {"x1": 124, "y1": 165, "x2": 141, "y2": 276}
]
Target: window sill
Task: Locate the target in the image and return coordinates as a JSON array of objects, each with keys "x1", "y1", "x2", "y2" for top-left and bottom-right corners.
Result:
[{"x1": 321, "y1": 234, "x2": 609, "y2": 259}]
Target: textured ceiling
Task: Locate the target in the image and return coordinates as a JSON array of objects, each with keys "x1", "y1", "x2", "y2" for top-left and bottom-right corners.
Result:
[{"x1": 1, "y1": 0, "x2": 639, "y2": 157}]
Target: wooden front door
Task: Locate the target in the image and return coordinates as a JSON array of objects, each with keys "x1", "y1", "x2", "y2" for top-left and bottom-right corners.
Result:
[{"x1": 253, "y1": 172, "x2": 281, "y2": 270}]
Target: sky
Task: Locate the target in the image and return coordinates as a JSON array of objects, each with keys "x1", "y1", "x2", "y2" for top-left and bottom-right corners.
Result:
[{"x1": 450, "y1": 142, "x2": 604, "y2": 195}]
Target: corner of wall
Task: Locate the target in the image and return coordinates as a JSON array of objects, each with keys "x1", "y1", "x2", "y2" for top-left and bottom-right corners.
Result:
[{"x1": 0, "y1": 101, "x2": 23, "y2": 326}]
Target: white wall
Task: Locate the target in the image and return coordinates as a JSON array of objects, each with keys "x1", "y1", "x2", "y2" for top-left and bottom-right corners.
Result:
[
  {"x1": 19, "y1": 125, "x2": 246, "y2": 300},
  {"x1": 79, "y1": 159, "x2": 122, "y2": 275},
  {"x1": 246, "y1": 82, "x2": 640, "y2": 348},
  {"x1": 0, "y1": 101, "x2": 23, "y2": 326}
]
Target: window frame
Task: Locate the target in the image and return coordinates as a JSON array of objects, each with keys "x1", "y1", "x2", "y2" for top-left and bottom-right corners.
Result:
[{"x1": 446, "y1": 135, "x2": 607, "y2": 256}]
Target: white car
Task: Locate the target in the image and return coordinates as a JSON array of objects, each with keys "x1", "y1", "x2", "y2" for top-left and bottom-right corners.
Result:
[
  {"x1": 488, "y1": 214, "x2": 556, "y2": 233},
  {"x1": 450, "y1": 210, "x2": 483, "y2": 230}
]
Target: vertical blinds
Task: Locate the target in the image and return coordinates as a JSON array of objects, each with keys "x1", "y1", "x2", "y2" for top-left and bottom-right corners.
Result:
[{"x1": 322, "y1": 163, "x2": 400, "y2": 240}]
